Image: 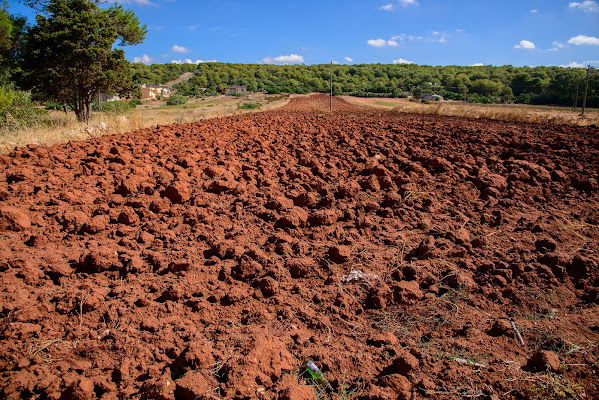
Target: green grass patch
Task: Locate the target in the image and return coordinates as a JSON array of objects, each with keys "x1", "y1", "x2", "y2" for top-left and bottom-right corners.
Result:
[
  {"x1": 238, "y1": 102, "x2": 261, "y2": 110},
  {"x1": 373, "y1": 101, "x2": 399, "y2": 107}
]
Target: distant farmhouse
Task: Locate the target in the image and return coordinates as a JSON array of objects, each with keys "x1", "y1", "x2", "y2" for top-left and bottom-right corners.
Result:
[
  {"x1": 141, "y1": 84, "x2": 171, "y2": 100},
  {"x1": 228, "y1": 86, "x2": 247, "y2": 95},
  {"x1": 420, "y1": 93, "x2": 443, "y2": 102}
]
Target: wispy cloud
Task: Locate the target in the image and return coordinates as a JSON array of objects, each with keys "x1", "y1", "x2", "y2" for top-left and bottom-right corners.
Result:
[
  {"x1": 471, "y1": 63, "x2": 484, "y2": 66},
  {"x1": 390, "y1": 32, "x2": 448, "y2": 44},
  {"x1": 393, "y1": 58, "x2": 414, "y2": 64},
  {"x1": 367, "y1": 39, "x2": 398, "y2": 47},
  {"x1": 514, "y1": 40, "x2": 536, "y2": 49},
  {"x1": 345, "y1": 57, "x2": 354, "y2": 62},
  {"x1": 171, "y1": 59, "x2": 216, "y2": 64},
  {"x1": 569, "y1": 1, "x2": 599, "y2": 13},
  {"x1": 133, "y1": 54, "x2": 153, "y2": 64},
  {"x1": 379, "y1": 0, "x2": 418, "y2": 11},
  {"x1": 568, "y1": 35, "x2": 599, "y2": 45},
  {"x1": 561, "y1": 61, "x2": 586, "y2": 68},
  {"x1": 262, "y1": 54, "x2": 305, "y2": 64},
  {"x1": 171, "y1": 45, "x2": 189, "y2": 53},
  {"x1": 530, "y1": 9, "x2": 538, "y2": 13},
  {"x1": 548, "y1": 41, "x2": 565, "y2": 51}
]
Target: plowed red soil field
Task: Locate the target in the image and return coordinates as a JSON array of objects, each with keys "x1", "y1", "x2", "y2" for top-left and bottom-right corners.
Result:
[{"x1": 1, "y1": 94, "x2": 598, "y2": 400}]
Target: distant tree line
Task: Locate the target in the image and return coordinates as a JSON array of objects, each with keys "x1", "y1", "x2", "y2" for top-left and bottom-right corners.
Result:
[{"x1": 130, "y1": 62, "x2": 598, "y2": 107}]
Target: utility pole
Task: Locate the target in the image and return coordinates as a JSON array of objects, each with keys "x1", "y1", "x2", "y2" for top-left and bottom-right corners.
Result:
[
  {"x1": 330, "y1": 61, "x2": 333, "y2": 113},
  {"x1": 572, "y1": 76, "x2": 580, "y2": 112},
  {"x1": 580, "y1": 65, "x2": 591, "y2": 116}
]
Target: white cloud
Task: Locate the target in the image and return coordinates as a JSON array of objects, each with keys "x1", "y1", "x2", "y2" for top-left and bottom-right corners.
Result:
[
  {"x1": 368, "y1": 39, "x2": 387, "y2": 47},
  {"x1": 379, "y1": 0, "x2": 418, "y2": 10},
  {"x1": 171, "y1": 59, "x2": 216, "y2": 64},
  {"x1": 171, "y1": 45, "x2": 189, "y2": 53},
  {"x1": 262, "y1": 54, "x2": 304, "y2": 64},
  {"x1": 393, "y1": 58, "x2": 414, "y2": 64},
  {"x1": 561, "y1": 61, "x2": 586, "y2": 68},
  {"x1": 569, "y1": 1, "x2": 599, "y2": 12},
  {"x1": 548, "y1": 41, "x2": 565, "y2": 51},
  {"x1": 530, "y1": 9, "x2": 538, "y2": 13},
  {"x1": 568, "y1": 35, "x2": 599, "y2": 45},
  {"x1": 514, "y1": 40, "x2": 536, "y2": 49},
  {"x1": 345, "y1": 57, "x2": 353, "y2": 62},
  {"x1": 471, "y1": 63, "x2": 484, "y2": 66},
  {"x1": 133, "y1": 54, "x2": 153, "y2": 64},
  {"x1": 367, "y1": 39, "x2": 400, "y2": 47}
]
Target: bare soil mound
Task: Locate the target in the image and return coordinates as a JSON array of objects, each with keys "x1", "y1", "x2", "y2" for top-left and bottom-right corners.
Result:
[{"x1": 1, "y1": 94, "x2": 598, "y2": 399}]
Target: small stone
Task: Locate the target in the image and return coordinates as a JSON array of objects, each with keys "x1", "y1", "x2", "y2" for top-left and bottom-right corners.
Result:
[
  {"x1": 490, "y1": 319, "x2": 513, "y2": 337},
  {"x1": 62, "y1": 377, "x2": 96, "y2": 400},
  {"x1": 416, "y1": 236, "x2": 437, "y2": 259},
  {"x1": 0, "y1": 207, "x2": 31, "y2": 231},
  {"x1": 163, "y1": 181, "x2": 192, "y2": 204},
  {"x1": 368, "y1": 332, "x2": 399, "y2": 347},
  {"x1": 527, "y1": 350, "x2": 560, "y2": 373},
  {"x1": 393, "y1": 280, "x2": 423, "y2": 305},
  {"x1": 391, "y1": 350, "x2": 419, "y2": 375},
  {"x1": 535, "y1": 238, "x2": 557, "y2": 253},
  {"x1": 287, "y1": 258, "x2": 316, "y2": 278},
  {"x1": 329, "y1": 245, "x2": 351, "y2": 263},
  {"x1": 258, "y1": 276, "x2": 279, "y2": 297},
  {"x1": 174, "y1": 371, "x2": 212, "y2": 400},
  {"x1": 380, "y1": 374, "x2": 412, "y2": 400}
]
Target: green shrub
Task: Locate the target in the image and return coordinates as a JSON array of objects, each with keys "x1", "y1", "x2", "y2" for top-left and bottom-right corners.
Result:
[
  {"x1": 128, "y1": 99, "x2": 143, "y2": 107},
  {"x1": 166, "y1": 95, "x2": 188, "y2": 106},
  {"x1": 44, "y1": 101, "x2": 65, "y2": 111},
  {"x1": 1, "y1": 88, "x2": 46, "y2": 130},
  {"x1": 238, "y1": 102, "x2": 260, "y2": 110},
  {"x1": 0, "y1": 87, "x2": 15, "y2": 114},
  {"x1": 100, "y1": 100, "x2": 134, "y2": 114}
]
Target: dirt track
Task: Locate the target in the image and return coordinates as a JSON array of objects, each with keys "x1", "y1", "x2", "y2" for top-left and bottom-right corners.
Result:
[{"x1": 1, "y1": 94, "x2": 598, "y2": 399}]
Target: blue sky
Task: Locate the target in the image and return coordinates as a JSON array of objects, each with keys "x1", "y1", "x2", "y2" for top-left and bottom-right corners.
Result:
[{"x1": 8, "y1": 0, "x2": 599, "y2": 67}]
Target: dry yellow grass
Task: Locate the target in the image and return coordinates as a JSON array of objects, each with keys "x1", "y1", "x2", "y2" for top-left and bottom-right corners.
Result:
[
  {"x1": 0, "y1": 93, "x2": 290, "y2": 154},
  {"x1": 391, "y1": 101, "x2": 599, "y2": 127}
]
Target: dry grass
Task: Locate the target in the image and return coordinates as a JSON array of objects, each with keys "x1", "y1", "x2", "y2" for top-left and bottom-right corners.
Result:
[
  {"x1": 0, "y1": 93, "x2": 290, "y2": 154},
  {"x1": 392, "y1": 101, "x2": 599, "y2": 127}
]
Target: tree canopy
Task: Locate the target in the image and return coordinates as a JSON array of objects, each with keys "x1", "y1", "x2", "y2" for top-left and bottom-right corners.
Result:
[
  {"x1": 130, "y1": 62, "x2": 597, "y2": 107},
  {"x1": 20, "y1": 0, "x2": 146, "y2": 122}
]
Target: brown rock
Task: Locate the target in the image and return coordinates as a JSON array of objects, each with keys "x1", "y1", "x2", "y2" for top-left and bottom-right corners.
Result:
[
  {"x1": 117, "y1": 207, "x2": 139, "y2": 226},
  {"x1": 490, "y1": 319, "x2": 513, "y2": 337},
  {"x1": 329, "y1": 245, "x2": 351, "y2": 263},
  {"x1": 278, "y1": 207, "x2": 308, "y2": 228},
  {"x1": 393, "y1": 281, "x2": 423, "y2": 305},
  {"x1": 139, "y1": 372, "x2": 175, "y2": 400},
  {"x1": 233, "y1": 258, "x2": 263, "y2": 282},
  {"x1": 62, "y1": 376, "x2": 96, "y2": 400},
  {"x1": 287, "y1": 257, "x2": 316, "y2": 278},
  {"x1": 391, "y1": 350, "x2": 419, "y2": 375},
  {"x1": 0, "y1": 206, "x2": 31, "y2": 231},
  {"x1": 380, "y1": 374, "x2": 412, "y2": 399},
  {"x1": 527, "y1": 350, "x2": 561, "y2": 373},
  {"x1": 163, "y1": 181, "x2": 192, "y2": 204},
  {"x1": 173, "y1": 341, "x2": 215, "y2": 372},
  {"x1": 174, "y1": 371, "x2": 212, "y2": 400},
  {"x1": 258, "y1": 276, "x2": 279, "y2": 297},
  {"x1": 368, "y1": 332, "x2": 400, "y2": 347}
]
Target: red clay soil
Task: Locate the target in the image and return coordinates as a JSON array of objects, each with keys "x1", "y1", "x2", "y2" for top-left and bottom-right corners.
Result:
[{"x1": 1, "y1": 94, "x2": 598, "y2": 400}]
